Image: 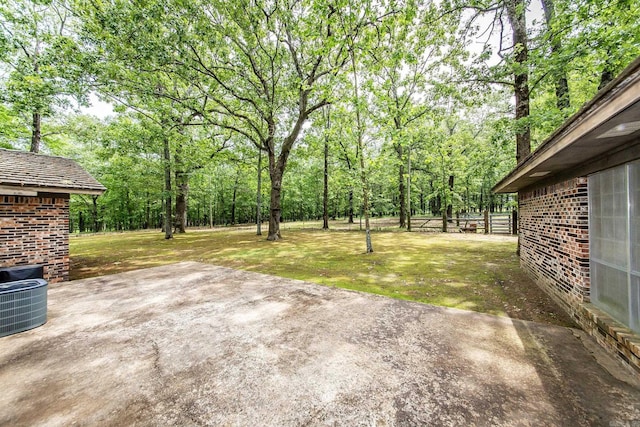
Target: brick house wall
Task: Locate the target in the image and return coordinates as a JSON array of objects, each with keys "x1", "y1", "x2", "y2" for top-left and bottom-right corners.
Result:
[
  {"x1": 519, "y1": 177, "x2": 640, "y2": 375},
  {"x1": 0, "y1": 194, "x2": 70, "y2": 283},
  {"x1": 518, "y1": 177, "x2": 590, "y2": 317}
]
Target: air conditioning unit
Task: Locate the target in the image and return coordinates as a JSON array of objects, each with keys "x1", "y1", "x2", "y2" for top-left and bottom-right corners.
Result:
[{"x1": 0, "y1": 279, "x2": 48, "y2": 338}]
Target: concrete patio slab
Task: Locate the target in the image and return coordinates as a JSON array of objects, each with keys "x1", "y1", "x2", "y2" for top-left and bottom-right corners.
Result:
[{"x1": 1, "y1": 261, "x2": 639, "y2": 426}]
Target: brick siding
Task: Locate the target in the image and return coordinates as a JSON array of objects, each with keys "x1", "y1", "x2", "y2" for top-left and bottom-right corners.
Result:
[
  {"x1": 519, "y1": 177, "x2": 640, "y2": 376},
  {"x1": 0, "y1": 195, "x2": 70, "y2": 283},
  {"x1": 519, "y1": 177, "x2": 590, "y2": 315}
]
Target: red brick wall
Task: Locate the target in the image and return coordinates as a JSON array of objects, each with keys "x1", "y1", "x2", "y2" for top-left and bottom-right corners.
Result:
[
  {"x1": 518, "y1": 177, "x2": 590, "y2": 318},
  {"x1": 0, "y1": 195, "x2": 70, "y2": 283}
]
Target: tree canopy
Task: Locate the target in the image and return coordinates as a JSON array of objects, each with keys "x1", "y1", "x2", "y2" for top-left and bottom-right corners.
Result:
[{"x1": 1, "y1": 0, "x2": 638, "y2": 242}]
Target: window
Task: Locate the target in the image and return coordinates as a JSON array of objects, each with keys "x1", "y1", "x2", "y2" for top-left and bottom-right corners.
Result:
[{"x1": 589, "y1": 160, "x2": 640, "y2": 334}]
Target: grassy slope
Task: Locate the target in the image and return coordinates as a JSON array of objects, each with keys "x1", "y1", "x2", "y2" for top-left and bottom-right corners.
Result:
[{"x1": 69, "y1": 226, "x2": 575, "y2": 327}]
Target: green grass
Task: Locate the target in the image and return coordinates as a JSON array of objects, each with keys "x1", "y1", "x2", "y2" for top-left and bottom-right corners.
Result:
[{"x1": 69, "y1": 225, "x2": 573, "y2": 326}]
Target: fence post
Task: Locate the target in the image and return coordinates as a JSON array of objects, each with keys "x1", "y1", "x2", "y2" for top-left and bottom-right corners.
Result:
[
  {"x1": 512, "y1": 210, "x2": 518, "y2": 235},
  {"x1": 484, "y1": 210, "x2": 489, "y2": 234}
]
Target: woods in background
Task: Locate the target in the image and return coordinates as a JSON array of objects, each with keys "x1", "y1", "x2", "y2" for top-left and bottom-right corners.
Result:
[{"x1": 1, "y1": 0, "x2": 638, "y2": 236}]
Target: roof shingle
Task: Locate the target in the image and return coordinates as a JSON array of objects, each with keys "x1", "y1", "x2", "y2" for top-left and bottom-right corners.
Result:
[{"x1": 0, "y1": 149, "x2": 106, "y2": 194}]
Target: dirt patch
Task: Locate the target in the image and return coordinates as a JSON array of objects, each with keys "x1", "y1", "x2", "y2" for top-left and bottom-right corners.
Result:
[{"x1": 494, "y1": 269, "x2": 576, "y2": 328}]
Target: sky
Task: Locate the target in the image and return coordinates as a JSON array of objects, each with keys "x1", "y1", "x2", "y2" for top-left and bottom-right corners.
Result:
[{"x1": 80, "y1": 93, "x2": 114, "y2": 119}]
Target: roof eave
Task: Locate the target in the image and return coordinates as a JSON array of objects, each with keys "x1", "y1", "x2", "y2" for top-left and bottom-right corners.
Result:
[
  {"x1": 493, "y1": 56, "x2": 640, "y2": 194},
  {"x1": 0, "y1": 184, "x2": 106, "y2": 196}
]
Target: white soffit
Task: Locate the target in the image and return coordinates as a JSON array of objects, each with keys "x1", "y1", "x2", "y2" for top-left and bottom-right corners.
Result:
[{"x1": 597, "y1": 120, "x2": 640, "y2": 139}]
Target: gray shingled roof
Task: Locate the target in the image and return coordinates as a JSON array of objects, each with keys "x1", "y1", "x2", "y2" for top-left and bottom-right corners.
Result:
[{"x1": 0, "y1": 149, "x2": 106, "y2": 194}]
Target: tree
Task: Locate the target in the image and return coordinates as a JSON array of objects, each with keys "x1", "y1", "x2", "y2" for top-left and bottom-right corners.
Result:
[
  {"x1": 365, "y1": 0, "x2": 462, "y2": 227},
  {"x1": 539, "y1": 0, "x2": 569, "y2": 111},
  {"x1": 503, "y1": 0, "x2": 530, "y2": 163},
  {"x1": 454, "y1": 0, "x2": 532, "y2": 164},
  {"x1": 256, "y1": 147, "x2": 264, "y2": 235},
  {"x1": 322, "y1": 107, "x2": 331, "y2": 230},
  {"x1": 331, "y1": 106, "x2": 359, "y2": 223},
  {"x1": 83, "y1": 0, "x2": 365, "y2": 240},
  {"x1": 0, "y1": 0, "x2": 88, "y2": 153},
  {"x1": 342, "y1": 9, "x2": 375, "y2": 253}
]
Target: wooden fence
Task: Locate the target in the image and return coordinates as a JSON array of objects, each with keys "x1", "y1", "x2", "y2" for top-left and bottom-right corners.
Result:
[{"x1": 411, "y1": 211, "x2": 517, "y2": 234}]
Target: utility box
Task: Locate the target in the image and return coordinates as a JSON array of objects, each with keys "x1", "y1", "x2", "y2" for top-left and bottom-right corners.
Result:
[{"x1": 0, "y1": 278, "x2": 48, "y2": 337}]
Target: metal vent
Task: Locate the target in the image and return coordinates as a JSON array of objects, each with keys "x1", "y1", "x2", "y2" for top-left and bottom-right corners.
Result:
[{"x1": 0, "y1": 279, "x2": 48, "y2": 338}]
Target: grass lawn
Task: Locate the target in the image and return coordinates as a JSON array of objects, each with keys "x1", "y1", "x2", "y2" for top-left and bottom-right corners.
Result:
[{"x1": 69, "y1": 223, "x2": 575, "y2": 327}]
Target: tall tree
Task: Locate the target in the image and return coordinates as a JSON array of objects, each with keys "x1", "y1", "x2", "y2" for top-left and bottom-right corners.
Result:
[
  {"x1": 0, "y1": 0, "x2": 88, "y2": 153},
  {"x1": 80, "y1": 0, "x2": 360, "y2": 240},
  {"x1": 366, "y1": 0, "x2": 461, "y2": 227},
  {"x1": 504, "y1": 0, "x2": 530, "y2": 163},
  {"x1": 453, "y1": 0, "x2": 533, "y2": 162},
  {"x1": 256, "y1": 147, "x2": 264, "y2": 235},
  {"x1": 342, "y1": 7, "x2": 375, "y2": 253},
  {"x1": 539, "y1": 0, "x2": 569, "y2": 110},
  {"x1": 322, "y1": 107, "x2": 331, "y2": 230}
]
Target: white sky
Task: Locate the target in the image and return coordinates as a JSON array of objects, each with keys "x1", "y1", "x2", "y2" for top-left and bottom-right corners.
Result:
[{"x1": 80, "y1": 93, "x2": 114, "y2": 119}]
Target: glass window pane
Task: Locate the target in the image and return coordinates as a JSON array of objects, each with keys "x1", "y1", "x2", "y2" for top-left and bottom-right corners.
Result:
[
  {"x1": 631, "y1": 161, "x2": 640, "y2": 334},
  {"x1": 589, "y1": 163, "x2": 633, "y2": 331},
  {"x1": 631, "y1": 274, "x2": 640, "y2": 334},
  {"x1": 631, "y1": 161, "x2": 640, "y2": 274},
  {"x1": 592, "y1": 262, "x2": 630, "y2": 326}
]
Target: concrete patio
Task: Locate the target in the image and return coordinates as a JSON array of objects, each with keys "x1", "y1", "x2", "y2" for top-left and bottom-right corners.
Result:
[{"x1": 1, "y1": 261, "x2": 639, "y2": 426}]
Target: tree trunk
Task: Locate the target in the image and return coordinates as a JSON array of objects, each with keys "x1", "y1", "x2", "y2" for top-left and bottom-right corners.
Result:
[
  {"x1": 348, "y1": 189, "x2": 354, "y2": 223},
  {"x1": 263, "y1": 79, "x2": 314, "y2": 239},
  {"x1": 407, "y1": 145, "x2": 411, "y2": 232},
  {"x1": 506, "y1": 0, "x2": 531, "y2": 164},
  {"x1": 175, "y1": 171, "x2": 188, "y2": 233},
  {"x1": 174, "y1": 143, "x2": 188, "y2": 233},
  {"x1": 398, "y1": 146, "x2": 406, "y2": 228},
  {"x1": 256, "y1": 148, "x2": 263, "y2": 235},
  {"x1": 163, "y1": 138, "x2": 173, "y2": 240},
  {"x1": 29, "y1": 59, "x2": 42, "y2": 153},
  {"x1": 554, "y1": 67, "x2": 570, "y2": 110},
  {"x1": 267, "y1": 151, "x2": 283, "y2": 241},
  {"x1": 541, "y1": 0, "x2": 570, "y2": 110},
  {"x1": 231, "y1": 171, "x2": 239, "y2": 225},
  {"x1": 144, "y1": 190, "x2": 150, "y2": 229},
  {"x1": 126, "y1": 189, "x2": 134, "y2": 230},
  {"x1": 598, "y1": 52, "x2": 615, "y2": 90},
  {"x1": 349, "y1": 43, "x2": 372, "y2": 253},
  {"x1": 447, "y1": 175, "x2": 454, "y2": 221},
  {"x1": 30, "y1": 111, "x2": 41, "y2": 153},
  {"x1": 92, "y1": 195, "x2": 99, "y2": 232},
  {"x1": 323, "y1": 129, "x2": 329, "y2": 230}
]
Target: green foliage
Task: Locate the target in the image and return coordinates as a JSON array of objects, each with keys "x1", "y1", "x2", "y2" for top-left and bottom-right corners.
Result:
[
  {"x1": 0, "y1": 0, "x2": 90, "y2": 150},
  {"x1": 0, "y1": 105, "x2": 28, "y2": 148},
  {"x1": 1, "y1": 0, "x2": 637, "y2": 235}
]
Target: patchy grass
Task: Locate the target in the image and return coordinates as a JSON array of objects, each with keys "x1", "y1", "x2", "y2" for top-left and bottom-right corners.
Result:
[{"x1": 70, "y1": 226, "x2": 575, "y2": 327}]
